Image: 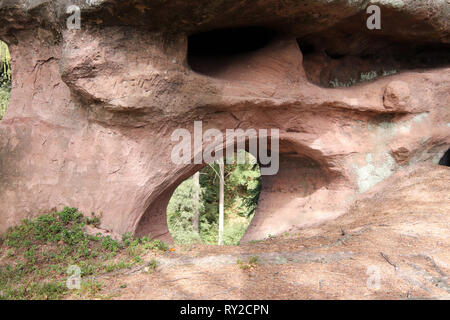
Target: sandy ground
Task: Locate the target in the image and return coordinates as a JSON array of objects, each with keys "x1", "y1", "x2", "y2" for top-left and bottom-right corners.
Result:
[{"x1": 95, "y1": 164, "x2": 450, "y2": 300}]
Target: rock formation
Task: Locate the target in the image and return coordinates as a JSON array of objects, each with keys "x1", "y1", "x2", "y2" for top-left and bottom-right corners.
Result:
[{"x1": 0, "y1": 0, "x2": 449, "y2": 242}]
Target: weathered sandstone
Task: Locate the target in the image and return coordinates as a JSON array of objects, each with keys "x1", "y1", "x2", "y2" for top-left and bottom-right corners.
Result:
[{"x1": 0, "y1": 0, "x2": 448, "y2": 242}]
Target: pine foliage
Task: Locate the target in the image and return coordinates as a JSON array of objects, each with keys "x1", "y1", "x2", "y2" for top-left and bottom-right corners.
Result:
[{"x1": 167, "y1": 152, "x2": 261, "y2": 245}]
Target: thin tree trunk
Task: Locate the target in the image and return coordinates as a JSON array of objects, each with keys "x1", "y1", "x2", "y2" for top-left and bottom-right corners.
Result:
[
  {"x1": 218, "y1": 159, "x2": 225, "y2": 245},
  {"x1": 193, "y1": 171, "x2": 200, "y2": 233}
]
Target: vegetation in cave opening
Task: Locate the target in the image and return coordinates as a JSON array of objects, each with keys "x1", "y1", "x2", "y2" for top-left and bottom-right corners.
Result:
[
  {"x1": 167, "y1": 151, "x2": 262, "y2": 246},
  {"x1": 0, "y1": 40, "x2": 11, "y2": 120}
]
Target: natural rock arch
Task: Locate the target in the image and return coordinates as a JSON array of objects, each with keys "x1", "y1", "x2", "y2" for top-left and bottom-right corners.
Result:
[
  {"x1": 0, "y1": 1, "x2": 449, "y2": 241},
  {"x1": 134, "y1": 135, "x2": 347, "y2": 243}
]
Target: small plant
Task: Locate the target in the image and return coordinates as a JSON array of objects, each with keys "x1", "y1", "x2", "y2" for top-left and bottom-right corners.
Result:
[
  {"x1": 101, "y1": 236, "x2": 120, "y2": 253},
  {"x1": 150, "y1": 239, "x2": 169, "y2": 251},
  {"x1": 237, "y1": 258, "x2": 249, "y2": 270},
  {"x1": 329, "y1": 78, "x2": 357, "y2": 88},
  {"x1": 105, "y1": 259, "x2": 132, "y2": 273},
  {"x1": 79, "y1": 279, "x2": 103, "y2": 298},
  {"x1": 237, "y1": 256, "x2": 259, "y2": 270},
  {"x1": 360, "y1": 71, "x2": 378, "y2": 82},
  {"x1": 6, "y1": 249, "x2": 14, "y2": 257},
  {"x1": 329, "y1": 69, "x2": 398, "y2": 89},
  {"x1": 30, "y1": 281, "x2": 68, "y2": 300},
  {"x1": 121, "y1": 232, "x2": 134, "y2": 247},
  {"x1": 382, "y1": 69, "x2": 397, "y2": 76},
  {"x1": 249, "y1": 256, "x2": 259, "y2": 265},
  {"x1": 85, "y1": 212, "x2": 101, "y2": 227},
  {"x1": 24, "y1": 246, "x2": 37, "y2": 264},
  {"x1": 144, "y1": 259, "x2": 158, "y2": 273}
]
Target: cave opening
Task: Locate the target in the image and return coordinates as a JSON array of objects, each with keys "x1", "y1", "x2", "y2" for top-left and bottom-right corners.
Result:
[
  {"x1": 297, "y1": 33, "x2": 450, "y2": 88},
  {"x1": 0, "y1": 40, "x2": 11, "y2": 121},
  {"x1": 439, "y1": 149, "x2": 450, "y2": 167},
  {"x1": 187, "y1": 26, "x2": 276, "y2": 77},
  {"x1": 166, "y1": 150, "x2": 261, "y2": 246}
]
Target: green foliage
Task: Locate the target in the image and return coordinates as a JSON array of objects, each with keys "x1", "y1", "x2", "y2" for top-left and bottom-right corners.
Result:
[
  {"x1": 0, "y1": 82, "x2": 10, "y2": 120},
  {"x1": 101, "y1": 236, "x2": 120, "y2": 253},
  {"x1": 85, "y1": 212, "x2": 101, "y2": 227},
  {"x1": 0, "y1": 207, "x2": 169, "y2": 300},
  {"x1": 0, "y1": 280, "x2": 68, "y2": 300},
  {"x1": 149, "y1": 239, "x2": 169, "y2": 251},
  {"x1": 79, "y1": 279, "x2": 103, "y2": 298},
  {"x1": 5, "y1": 207, "x2": 88, "y2": 248},
  {"x1": 329, "y1": 69, "x2": 398, "y2": 88},
  {"x1": 249, "y1": 255, "x2": 259, "y2": 265},
  {"x1": 0, "y1": 40, "x2": 11, "y2": 120},
  {"x1": 224, "y1": 152, "x2": 261, "y2": 218},
  {"x1": 167, "y1": 152, "x2": 261, "y2": 246},
  {"x1": 167, "y1": 176, "x2": 204, "y2": 244},
  {"x1": 144, "y1": 259, "x2": 158, "y2": 274},
  {"x1": 222, "y1": 221, "x2": 251, "y2": 245},
  {"x1": 237, "y1": 255, "x2": 259, "y2": 270},
  {"x1": 105, "y1": 259, "x2": 133, "y2": 273}
]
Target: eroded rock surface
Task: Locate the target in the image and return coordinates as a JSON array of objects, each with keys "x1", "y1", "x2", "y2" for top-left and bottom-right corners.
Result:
[
  {"x1": 0, "y1": 0, "x2": 449, "y2": 242},
  {"x1": 92, "y1": 164, "x2": 450, "y2": 300}
]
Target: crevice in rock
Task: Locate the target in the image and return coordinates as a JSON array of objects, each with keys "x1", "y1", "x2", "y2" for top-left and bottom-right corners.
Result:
[
  {"x1": 297, "y1": 15, "x2": 450, "y2": 88},
  {"x1": 299, "y1": 36, "x2": 450, "y2": 88},
  {"x1": 187, "y1": 26, "x2": 277, "y2": 77},
  {"x1": 439, "y1": 149, "x2": 450, "y2": 167}
]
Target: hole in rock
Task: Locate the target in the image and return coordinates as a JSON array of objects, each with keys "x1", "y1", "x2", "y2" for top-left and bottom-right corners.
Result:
[
  {"x1": 299, "y1": 37, "x2": 450, "y2": 88},
  {"x1": 296, "y1": 13, "x2": 450, "y2": 88},
  {"x1": 167, "y1": 151, "x2": 261, "y2": 245},
  {"x1": 187, "y1": 26, "x2": 276, "y2": 77},
  {"x1": 439, "y1": 149, "x2": 450, "y2": 167},
  {"x1": 0, "y1": 40, "x2": 11, "y2": 121}
]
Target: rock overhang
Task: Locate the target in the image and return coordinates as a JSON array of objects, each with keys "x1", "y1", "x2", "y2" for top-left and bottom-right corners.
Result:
[{"x1": 0, "y1": 0, "x2": 448, "y2": 242}]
